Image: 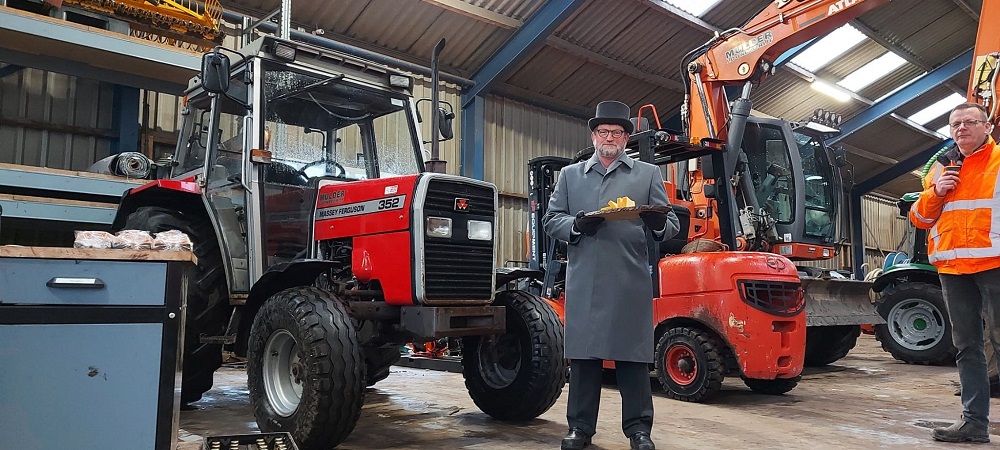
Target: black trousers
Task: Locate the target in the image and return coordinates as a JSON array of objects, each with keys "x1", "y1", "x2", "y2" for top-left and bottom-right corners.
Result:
[{"x1": 566, "y1": 358, "x2": 654, "y2": 437}]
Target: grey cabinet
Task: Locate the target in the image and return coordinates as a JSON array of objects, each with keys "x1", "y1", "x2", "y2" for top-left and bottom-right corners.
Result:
[{"x1": 0, "y1": 248, "x2": 193, "y2": 450}]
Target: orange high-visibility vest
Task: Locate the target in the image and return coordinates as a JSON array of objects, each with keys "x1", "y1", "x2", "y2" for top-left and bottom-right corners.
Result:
[{"x1": 910, "y1": 137, "x2": 1000, "y2": 275}]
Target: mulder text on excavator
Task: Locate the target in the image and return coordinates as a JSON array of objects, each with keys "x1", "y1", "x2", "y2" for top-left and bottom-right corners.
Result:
[{"x1": 508, "y1": 0, "x2": 894, "y2": 401}]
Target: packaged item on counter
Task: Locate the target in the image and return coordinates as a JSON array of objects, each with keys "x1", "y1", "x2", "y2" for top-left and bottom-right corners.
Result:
[
  {"x1": 153, "y1": 229, "x2": 193, "y2": 251},
  {"x1": 114, "y1": 229, "x2": 155, "y2": 250},
  {"x1": 73, "y1": 230, "x2": 118, "y2": 249}
]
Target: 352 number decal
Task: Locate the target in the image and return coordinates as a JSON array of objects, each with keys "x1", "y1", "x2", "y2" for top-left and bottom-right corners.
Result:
[{"x1": 378, "y1": 197, "x2": 401, "y2": 210}]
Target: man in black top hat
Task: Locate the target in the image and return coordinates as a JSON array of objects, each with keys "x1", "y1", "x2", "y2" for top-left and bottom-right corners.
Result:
[{"x1": 543, "y1": 100, "x2": 679, "y2": 450}]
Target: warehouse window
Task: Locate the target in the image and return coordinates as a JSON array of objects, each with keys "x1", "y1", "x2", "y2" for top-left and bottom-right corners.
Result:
[
  {"x1": 791, "y1": 24, "x2": 866, "y2": 72},
  {"x1": 837, "y1": 52, "x2": 907, "y2": 92},
  {"x1": 664, "y1": 0, "x2": 721, "y2": 16},
  {"x1": 907, "y1": 93, "x2": 965, "y2": 125}
]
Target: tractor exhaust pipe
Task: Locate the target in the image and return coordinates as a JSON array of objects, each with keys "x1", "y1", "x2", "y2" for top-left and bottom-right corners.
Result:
[{"x1": 425, "y1": 38, "x2": 448, "y2": 174}]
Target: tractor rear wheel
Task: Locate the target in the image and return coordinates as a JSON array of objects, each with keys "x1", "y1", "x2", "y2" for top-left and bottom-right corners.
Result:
[
  {"x1": 655, "y1": 327, "x2": 725, "y2": 402},
  {"x1": 804, "y1": 325, "x2": 861, "y2": 366},
  {"x1": 874, "y1": 282, "x2": 955, "y2": 365},
  {"x1": 248, "y1": 287, "x2": 365, "y2": 449},
  {"x1": 123, "y1": 206, "x2": 230, "y2": 403},
  {"x1": 742, "y1": 376, "x2": 800, "y2": 395},
  {"x1": 462, "y1": 290, "x2": 567, "y2": 420}
]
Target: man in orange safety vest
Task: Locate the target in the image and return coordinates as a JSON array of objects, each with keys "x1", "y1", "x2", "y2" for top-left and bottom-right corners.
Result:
[{"x1": 910, "y1": 102, "x2": 1000, "y2": 444}]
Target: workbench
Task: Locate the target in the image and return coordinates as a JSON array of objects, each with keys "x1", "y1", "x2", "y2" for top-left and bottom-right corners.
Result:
[{"x1": 0, "y1": 247, "x2": 195, "y2": 450}]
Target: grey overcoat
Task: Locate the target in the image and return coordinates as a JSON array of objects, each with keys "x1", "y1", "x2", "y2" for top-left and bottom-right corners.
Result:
[{"x1": 542, "y1": 152, "x2": 678, "y2": 362}]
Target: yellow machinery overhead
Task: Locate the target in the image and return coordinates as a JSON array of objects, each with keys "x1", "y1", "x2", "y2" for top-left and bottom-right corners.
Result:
[{"x1": 62, "y1": 0, "x2": 224, "y2": 50}]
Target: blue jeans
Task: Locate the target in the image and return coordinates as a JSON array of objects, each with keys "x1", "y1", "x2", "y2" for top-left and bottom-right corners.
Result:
[{"x1": 941, "y1": 266, "x2": 1000, "y2": 427}]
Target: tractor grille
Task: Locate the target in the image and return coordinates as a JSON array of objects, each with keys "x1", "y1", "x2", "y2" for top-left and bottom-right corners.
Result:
[
  {"x1": 737, "y1": 280, "x2": 804, "y2": 317},
  {"x1": 422, "y1": 179, "x2": 495, "y2": 303}
]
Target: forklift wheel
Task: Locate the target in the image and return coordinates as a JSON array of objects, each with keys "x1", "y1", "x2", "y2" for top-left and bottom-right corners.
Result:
[
  {"x1": 655, "y1": 327, "x2": 725, "y2": 402},
  {"x1": 742, "y1": 375, "x2": 800, "y2": 395}
]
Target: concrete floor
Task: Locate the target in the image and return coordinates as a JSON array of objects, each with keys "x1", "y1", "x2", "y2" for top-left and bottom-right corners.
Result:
[{"x1": 179, "y1": 334, "x2": 994, "y2": 449}]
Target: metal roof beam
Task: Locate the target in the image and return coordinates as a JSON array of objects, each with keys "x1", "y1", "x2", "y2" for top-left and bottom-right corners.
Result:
[
  {"x1": 545, "y1": 38, "x2": 684, "y2": 92},
  {"x1": 953, "y1": 0, "x2": 980, "y2": 21},
  {"x1": 855, "y1": 139, "x2": 954, "y2": 194},
  {"x1": 644, "y1": 0, "x2": 720, "y2": 33},
  {"x1": 463, "y1": 0, "x2": 585, "y2": 105},
  {"x1": 827, "y1": 49, "x2": 973, "y2": 145},
  {"x1": 420, "y1": 0, "x2": 521, "y2": 28}
]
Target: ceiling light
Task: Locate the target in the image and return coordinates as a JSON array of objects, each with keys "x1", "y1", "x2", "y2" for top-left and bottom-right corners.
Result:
[{"x1": 811, "y1": 80, "x2": 852, "y2": 102}]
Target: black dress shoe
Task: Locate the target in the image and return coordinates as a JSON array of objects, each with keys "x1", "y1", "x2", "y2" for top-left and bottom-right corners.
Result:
[
  {"x1": 629, "y1": 431, "x2": 655, "y2": 450},
  {"x1": 561, "y1": 427, "x2": 592, "y2": 450}
]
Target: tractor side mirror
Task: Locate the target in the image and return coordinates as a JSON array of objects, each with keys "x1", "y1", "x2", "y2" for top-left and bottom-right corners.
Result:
[
  {"x1": 201, "y1": 51, "x2": 231, "y2": 94},
  {"x1": 437, "y1": 107, "x2": 455, "y2": 141}
]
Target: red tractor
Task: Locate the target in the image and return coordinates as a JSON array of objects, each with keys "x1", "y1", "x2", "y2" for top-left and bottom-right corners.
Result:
[{"x1": 112, "y1": 37, "x2": 566, "y2": 449}]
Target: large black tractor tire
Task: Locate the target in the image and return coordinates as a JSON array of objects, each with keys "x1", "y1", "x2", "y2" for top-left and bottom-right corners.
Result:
[
  {"x1": 462, "y1": 290, "x2": 567, "y2": 420},
  {"x1": 123, "y1": 206, "x2": 230, "y2": 403},
  {"x1": 804, "y1": 325, "x2": 861, "y2": 366},
  {"x1": 655, "y1": 326, "x2": 725, "y2": 402},
  {"x1": 874, "y1": 282, "x2": 955, "y2": 365},
  {"x1": 365, "y1": 347, "x2": 402, "y2": 387},
  {"x1": 742, "y1": 376, "x2": 800, "y2": 395},
  {"x1": 248, "y1": 287, "x2": 365, "y2": 449}
]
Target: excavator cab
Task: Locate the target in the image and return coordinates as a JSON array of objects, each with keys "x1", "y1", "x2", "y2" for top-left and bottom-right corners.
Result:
[{"x1": 740, "y1": 117, "x2": 843, "y2": 259}]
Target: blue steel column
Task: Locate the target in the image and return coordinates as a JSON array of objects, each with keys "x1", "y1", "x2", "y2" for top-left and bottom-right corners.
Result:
[
  {"x1": 459, "y1": 0, "x2": 584, "y2": 180},
  {"x1": 461, "y1": 95, "x2": 485, "y2": 179},
  {"x1": 850, "y1": 191, "x2": 864, "y2": 279},
  {"x1": 111, "y1": 85, "x2": 140, "y2": 155}
]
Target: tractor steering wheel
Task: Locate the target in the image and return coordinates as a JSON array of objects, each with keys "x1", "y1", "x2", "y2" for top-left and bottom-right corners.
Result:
[{"x1": 299, "y1": 159, "x2": 347, "y2": 179}]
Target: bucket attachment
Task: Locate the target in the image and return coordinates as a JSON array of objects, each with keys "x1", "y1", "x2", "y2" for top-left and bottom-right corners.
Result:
[{"x1": 801, "y1": 276, "x2": 884, "y2": 327}]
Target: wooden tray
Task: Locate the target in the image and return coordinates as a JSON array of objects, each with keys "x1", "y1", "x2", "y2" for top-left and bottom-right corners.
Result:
[{"x1": 584, "y1": 205, "x2": 670, "y2": 221}]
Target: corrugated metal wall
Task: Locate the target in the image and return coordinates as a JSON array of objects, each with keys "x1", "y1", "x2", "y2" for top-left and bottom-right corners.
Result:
[
  {"x1": 0, "y1": 65, "x2": 114, "y2": 169},
  {"x1": 484, "y1": 96, "x2": 589, "y2": 266},
  {"x1": 798, "y1": 193, "x2": 912, "y2": 276}
]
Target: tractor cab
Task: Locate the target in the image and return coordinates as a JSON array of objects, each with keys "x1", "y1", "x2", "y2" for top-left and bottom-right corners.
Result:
[{"x1": 172, "y1": 36, "x2": 429, "y2": 295}]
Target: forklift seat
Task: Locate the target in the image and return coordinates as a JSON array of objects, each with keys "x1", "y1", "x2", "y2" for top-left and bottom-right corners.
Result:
[{"x1": 659, "y1": 204, "x2": 691, "y2": 255}]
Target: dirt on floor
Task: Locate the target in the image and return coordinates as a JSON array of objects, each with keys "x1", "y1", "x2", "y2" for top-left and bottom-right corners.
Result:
[{"x1": 179, "y1": 334, "x2": 993, "y2": 449}]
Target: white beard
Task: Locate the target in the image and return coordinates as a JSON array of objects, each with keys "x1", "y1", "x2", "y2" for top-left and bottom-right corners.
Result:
[{"x1": 595, "y1": 143, "x2": 623, "y2": 159}]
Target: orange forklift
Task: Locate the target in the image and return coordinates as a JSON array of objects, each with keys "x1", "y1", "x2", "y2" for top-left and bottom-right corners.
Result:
[{"x1": 505, "y1": 0, "x2": 896, "y2": 401}]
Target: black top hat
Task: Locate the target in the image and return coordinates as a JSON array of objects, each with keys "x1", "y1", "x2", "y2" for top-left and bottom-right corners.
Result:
[{"x1": 588, "y1": 101, "x2": 633, "y2": 134}]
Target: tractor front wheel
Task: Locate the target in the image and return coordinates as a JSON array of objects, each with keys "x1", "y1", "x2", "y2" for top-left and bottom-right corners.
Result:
[
  {"x1": 247, "y1": 287, "x2": 365, "y2": 449},
  {"x1": 874, "y1": 282, "x2": 955, "y2": 365},
  {"x1": 655, "y1": 327, "x2": 725, "y2": 402},
  {"x1": 462, "y1": 290, "x2": 567, "y2": 420}
]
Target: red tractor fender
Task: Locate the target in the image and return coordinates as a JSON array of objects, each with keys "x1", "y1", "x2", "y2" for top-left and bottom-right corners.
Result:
[{"x1": 111, "y1": 179, "x2": 202, "y2": 230}]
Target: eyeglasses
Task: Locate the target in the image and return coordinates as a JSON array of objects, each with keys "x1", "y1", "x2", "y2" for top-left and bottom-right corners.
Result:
[
  {"x1": 594, "y1": 129, "x2": 626, "y2": 138},
  {"x1": 950, "y1": 119, "x2": 988, "y2": 129}
]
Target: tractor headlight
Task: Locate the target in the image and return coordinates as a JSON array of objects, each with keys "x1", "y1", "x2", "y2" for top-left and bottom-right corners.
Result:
[
  {"x1": 426, "y1": 217, "x2": 452, "y2": 238},
  {"x1": 467, "y1": 220, "x2": 492, "y2": 241}
]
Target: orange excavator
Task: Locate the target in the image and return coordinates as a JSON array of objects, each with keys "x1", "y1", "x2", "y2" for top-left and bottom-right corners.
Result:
[{"x1": 510, "y1": 0, "x2": 899, "y2": 401}]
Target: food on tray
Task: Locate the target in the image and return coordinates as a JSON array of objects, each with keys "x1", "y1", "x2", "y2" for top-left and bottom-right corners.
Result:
[{"x1": 601, "y1": 196, "x2": 635, "y2": 211}]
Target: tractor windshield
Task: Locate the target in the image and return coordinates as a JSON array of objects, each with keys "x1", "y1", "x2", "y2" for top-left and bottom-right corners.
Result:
[{"x1": 260, "y1": 61, "x2": 423, "y2": 186}]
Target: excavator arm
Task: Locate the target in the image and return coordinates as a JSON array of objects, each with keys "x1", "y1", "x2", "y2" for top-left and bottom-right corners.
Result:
[{"x1": 683, "y1": 0, "x2": 891, "y2": 142}]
